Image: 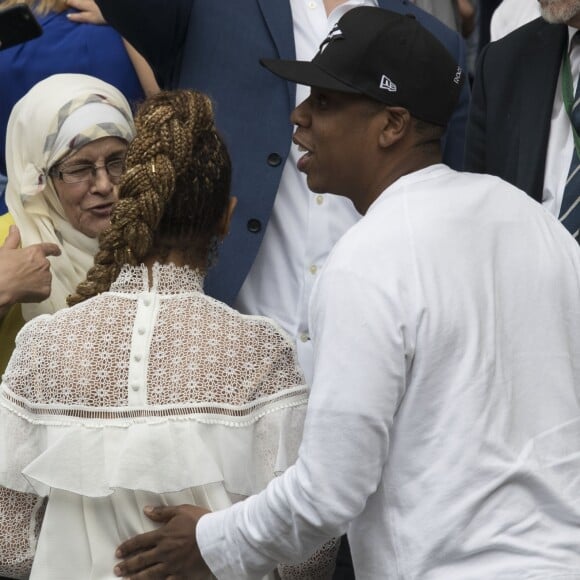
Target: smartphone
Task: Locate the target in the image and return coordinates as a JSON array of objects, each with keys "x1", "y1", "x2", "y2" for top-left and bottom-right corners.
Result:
[{"x1": 0, "y1": 3, "x2": 42, "y2": 51}]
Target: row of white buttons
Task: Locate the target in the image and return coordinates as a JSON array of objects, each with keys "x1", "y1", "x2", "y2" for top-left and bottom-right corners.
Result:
[
  {"x1": 130, "y1": 295, "x2": 155, "y2": 397},
  {"x1": 304, "y1": 192, "x2": 325, "y2": 342}
]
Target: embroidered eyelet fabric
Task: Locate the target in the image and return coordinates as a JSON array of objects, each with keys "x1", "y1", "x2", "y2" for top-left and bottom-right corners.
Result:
[
  {"x1": 0, "y1": 489, "x2": 45, "y2": 579},
  {"x1": 0, "y1": 263, "x2": 319, "y2": 579}
]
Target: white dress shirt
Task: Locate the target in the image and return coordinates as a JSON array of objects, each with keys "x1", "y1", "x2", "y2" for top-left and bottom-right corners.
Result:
[
  {"x1": 490, "y1": 0, "x2": 540, "y2": 41},
  {"x1": 198, "y1": 166, "x2": 580, "y2": 579},
  {"x1": 234, "y1": 0, "x2": 376, "y2": 384}
]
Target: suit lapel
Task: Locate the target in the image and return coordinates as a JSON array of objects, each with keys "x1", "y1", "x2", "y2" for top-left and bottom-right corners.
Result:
[
  {"x1": 517, "y1": 23, "x2": 568, "y2": 202},
  {"x1": 256, "y1": 0, "x2": 296, "y2": 105},
  {"x1": 256, "y1": 0, "x2": 295, "y2": 60}
]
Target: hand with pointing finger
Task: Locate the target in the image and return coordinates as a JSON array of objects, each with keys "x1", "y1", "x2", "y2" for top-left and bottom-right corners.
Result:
[{"x1": 0, "y1": 225, "x2": 61, "y2": 317}]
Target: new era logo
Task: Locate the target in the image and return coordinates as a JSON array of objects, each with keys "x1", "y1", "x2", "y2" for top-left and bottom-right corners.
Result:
[{"x1": 380, "y1": 75, "x2": 397, "y2": 92}]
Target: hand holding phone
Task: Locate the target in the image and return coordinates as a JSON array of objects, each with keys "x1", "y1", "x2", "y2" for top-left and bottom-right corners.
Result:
[{"x1": 0, "y1": 3, "x2": 42, "y2": 51}]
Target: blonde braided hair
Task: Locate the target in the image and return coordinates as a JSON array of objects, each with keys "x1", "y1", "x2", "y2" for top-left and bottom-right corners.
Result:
[
  {"x1": 68, "y1": 89, "x2": 231, "y2": 306},
  {"x1": 1, "y1": 0, "x2": 69, "y2": 15}
]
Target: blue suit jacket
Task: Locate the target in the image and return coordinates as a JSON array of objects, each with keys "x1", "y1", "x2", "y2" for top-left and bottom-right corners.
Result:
[{"x1": 98, "y1": 0, "x2": 470, "y2": 305}]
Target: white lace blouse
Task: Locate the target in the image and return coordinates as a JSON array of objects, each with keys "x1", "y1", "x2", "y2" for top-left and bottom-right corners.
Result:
[{"x1": 0, "y1": 264, "x2": 313, "y2": 579}]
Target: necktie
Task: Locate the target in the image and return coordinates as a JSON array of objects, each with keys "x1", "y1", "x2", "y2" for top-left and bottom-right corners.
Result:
[{"x1": 560, "y1": 36, "x2": 580, "y2": 241}]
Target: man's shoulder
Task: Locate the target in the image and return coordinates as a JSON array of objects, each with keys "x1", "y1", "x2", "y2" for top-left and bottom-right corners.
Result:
[
  {"x1": 485, "y1": 17, "x2": 566, "y2": 57},
  {"x1": 474, "y1": 17, "x2": 567, "y2": 89}
]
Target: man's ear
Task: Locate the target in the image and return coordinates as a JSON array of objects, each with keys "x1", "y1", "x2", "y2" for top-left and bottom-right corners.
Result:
[
  {"x1": 218, "y1": 196, "x2": 238, "y2": 239},
  {"x1": 378, "y1": 106, "x2": 412, "y2": 149}
]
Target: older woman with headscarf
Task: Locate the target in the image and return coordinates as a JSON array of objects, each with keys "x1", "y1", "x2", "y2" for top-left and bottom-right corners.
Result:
[{"x1": 0, "y1": 73, "x2": 135, "y2": 374}]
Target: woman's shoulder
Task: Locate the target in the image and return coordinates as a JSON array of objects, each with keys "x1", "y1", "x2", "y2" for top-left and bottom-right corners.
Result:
[
  {"x1": 0, "y1": 213, "x2": 14, "y2": 244},
  {"x1": 206, "y1": 294, "x2": 293, "y2": 339},
  {"x1": 197, "y1": 297, "x2": 306, "y2": 392},
  {"x1": 204, "y1": 297, "x2": 301, "y2": 359},
  {"x1": 10, "y1": 293, "x2": 114, "y2": 356}
]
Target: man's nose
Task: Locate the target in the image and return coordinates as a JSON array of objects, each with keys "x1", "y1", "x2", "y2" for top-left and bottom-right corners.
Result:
[{"x1": 291, "y1": 97, "x2": 311, "y2": 127}]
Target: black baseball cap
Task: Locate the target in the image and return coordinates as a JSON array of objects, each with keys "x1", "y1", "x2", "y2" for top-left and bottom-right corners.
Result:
[{"x1": 261, "y1": 6, "x2": 464, "y2": 127}]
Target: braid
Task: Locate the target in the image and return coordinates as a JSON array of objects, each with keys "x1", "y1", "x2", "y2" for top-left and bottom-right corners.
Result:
[{"x1": 68, "y1": 90, "x2": 231, "y2": 307}]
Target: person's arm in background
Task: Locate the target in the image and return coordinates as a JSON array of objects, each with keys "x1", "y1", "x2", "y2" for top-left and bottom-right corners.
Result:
[
  {"x1": 456, "y1": 0, "x2": 476, "y2": 38},
  {"x1": 65, "y1": 0, "x2": 162, "y2": 95},
  {"x1": 0, "y1": 226, "x2": 60, "y2": 320},
  {"x1": 84, "y1": 0, "x2": 192, "y2": 88},
  {"x1": 122, "y1": 40, "x2": 160, "y2": 96}
]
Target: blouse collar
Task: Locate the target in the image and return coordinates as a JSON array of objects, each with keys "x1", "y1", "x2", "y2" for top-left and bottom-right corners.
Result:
[{"x1": 110, "y1": 263, "x2": 205, "y2": 294}]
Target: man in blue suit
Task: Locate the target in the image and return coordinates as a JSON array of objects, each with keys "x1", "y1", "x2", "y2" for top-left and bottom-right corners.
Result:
[{"x1": 94, "y1": 0, "x2": 469, "y2": 383}]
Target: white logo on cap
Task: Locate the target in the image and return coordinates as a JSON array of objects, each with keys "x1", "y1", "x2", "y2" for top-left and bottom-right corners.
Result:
[
  {"x1": 453, "y1": 66, "x2": 463, "y2": 85},
  {"x1": 318, "y1": 24, "x2": 344, "y2": 54},
  {"x1": 380, "y1": 75, "x2": 397, "y2": 93}
]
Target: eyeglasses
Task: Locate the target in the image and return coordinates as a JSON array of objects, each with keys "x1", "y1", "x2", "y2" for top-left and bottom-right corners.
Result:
[{"x1": 50, "y1": 157, "x2": 125, "y2": 184}]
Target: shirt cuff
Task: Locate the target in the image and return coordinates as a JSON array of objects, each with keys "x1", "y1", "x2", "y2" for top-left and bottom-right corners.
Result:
[
  {"x1": 196, "y1": 504, "x2": 246, "y2": 580},
  {"x1": 197, "y1": 498, "x2": 281, "y2": 580},
  {"x1": 197, "y1": 509, "x2": 228, "y2": 578}
]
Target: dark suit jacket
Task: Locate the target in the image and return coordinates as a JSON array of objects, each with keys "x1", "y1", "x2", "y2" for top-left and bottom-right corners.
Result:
[
  {"x1": 97, "y1": 0, "x2": 470, "y2": 305},
  {"x1": 465, "y1": 18, "x2": 568, "y2": 203}
]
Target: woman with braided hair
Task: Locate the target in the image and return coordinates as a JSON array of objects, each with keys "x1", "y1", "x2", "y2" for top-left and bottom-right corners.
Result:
[
  {"x1": 69, "y1": 88, "x2": 237, "y2": 303},
  {"x1": 0, "y1": 90, "x2": 336, "y2": 579}
]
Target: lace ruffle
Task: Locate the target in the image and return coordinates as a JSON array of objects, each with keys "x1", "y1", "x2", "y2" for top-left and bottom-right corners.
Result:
[{"x1": 0, "y1": 399, "x2": 306, "y2": 498}]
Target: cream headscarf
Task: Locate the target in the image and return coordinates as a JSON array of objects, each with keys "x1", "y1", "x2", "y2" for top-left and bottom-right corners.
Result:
[{"x1": 5, "y1": 74, "x2": 135, "y2": 320}]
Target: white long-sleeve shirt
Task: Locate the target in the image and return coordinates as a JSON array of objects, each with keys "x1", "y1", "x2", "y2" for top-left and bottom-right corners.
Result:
[{"x1": 198, "y1": 165, "x2": 580, "y2": 579}]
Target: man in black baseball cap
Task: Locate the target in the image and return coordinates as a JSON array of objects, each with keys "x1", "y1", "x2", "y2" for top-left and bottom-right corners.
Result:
[
  {"x1": 114, "y1": 7, "x2": 580, "y2": 580},
  {"x1": 262, "y1": 5, "x2": 464, "y2": 127},
  {"x1": 260, "y1": 5, "x2": 464, "y2": 214}
]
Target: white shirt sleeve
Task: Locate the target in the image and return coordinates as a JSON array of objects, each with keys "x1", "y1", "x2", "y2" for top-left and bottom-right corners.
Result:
[{"x1": 197, "y1": 260, "x2": 413, "y2": 578}]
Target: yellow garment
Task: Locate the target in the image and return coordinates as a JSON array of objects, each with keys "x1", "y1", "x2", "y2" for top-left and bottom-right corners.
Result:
[
  {"x1": 0, "y1": 212, "x2": 13, "y2": 240},
  {"x1": 0, "y1": 213, "x2": 25, "y2": 377}
]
